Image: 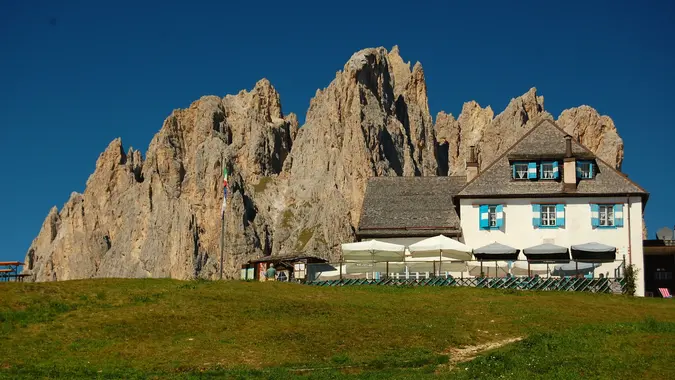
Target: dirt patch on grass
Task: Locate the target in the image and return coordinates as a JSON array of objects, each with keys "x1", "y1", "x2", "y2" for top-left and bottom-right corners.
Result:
[{"x1": 439, "y1": 336, "x2": 523, "y2": 371}]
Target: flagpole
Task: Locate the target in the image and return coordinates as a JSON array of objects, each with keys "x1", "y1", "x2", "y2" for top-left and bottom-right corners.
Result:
[
  {"x1": 220, "y1": 153, "x2": 225, "y2": 280},
  {"x1": 220, "y1": 211, "x2": 225, "y2": 280}
]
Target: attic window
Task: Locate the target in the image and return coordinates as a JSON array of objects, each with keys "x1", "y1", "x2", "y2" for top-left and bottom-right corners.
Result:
[
  {"x1": 540, "y1": 161, "x2": 559, "y2": 180},
  {"x1": 512, "y1": 163, "x2": 528, "y2": 180},
  {"x1": 577, "y1": 161, "x2": 593, "y2": 179}
]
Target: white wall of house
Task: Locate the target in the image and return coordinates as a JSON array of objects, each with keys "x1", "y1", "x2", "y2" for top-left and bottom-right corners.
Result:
[{"x1": 459, "y1": 196, "x2": 645, "y2": 296}]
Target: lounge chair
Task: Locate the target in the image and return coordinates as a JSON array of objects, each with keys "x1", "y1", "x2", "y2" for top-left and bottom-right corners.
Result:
[{"x1": 658, "y1": 288, "x2": 672, "y2": 298}]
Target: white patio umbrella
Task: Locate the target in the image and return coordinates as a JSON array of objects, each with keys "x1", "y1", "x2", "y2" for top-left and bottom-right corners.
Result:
[
  {"x1": 408, "y1": 235, "x2": 473, "y2": 261},
  {"x1": 341, "y1": 240, "x2": 406, "y2": 262}
]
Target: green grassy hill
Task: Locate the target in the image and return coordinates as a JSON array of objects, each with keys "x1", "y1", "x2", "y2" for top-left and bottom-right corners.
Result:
[{"x1": 1, "y1": 279, "x2": 674, "y2": 379}]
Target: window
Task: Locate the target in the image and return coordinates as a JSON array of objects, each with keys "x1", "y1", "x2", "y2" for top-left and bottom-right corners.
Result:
[
  {"x1": 599, "y1": 205, "x2": 614, "y2": 226},
  {"x1": 577, "y1": 161, "x2": 593, "y2": 179},
  {"x1": 513, "y1": 163, "x2": 528, "y2": 179},
  {"x1": 532, "y1": 204, "x2": 565, "y2": 228},
  {"x1": 591, "y1": 203, "x2": 623, "y2": 228},
  {"x1": 541, "y1": 205, "x2": 557, "y2": 226},
  {"x1": 480, "y1": 204, "x2": 503, "y2": 229},
  {"x1": 541, "y1": 162, "x2": 555, "y2": 179},
  {"x1": 488, "y1": 205, "x2": 497, "y2": 227}
]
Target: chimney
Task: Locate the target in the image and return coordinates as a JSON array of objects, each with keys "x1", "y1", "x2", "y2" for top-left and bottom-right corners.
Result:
[
  {"x1": 563, "y1": 135, "x2": 576, "y2": 191},
  {"x1": 466, "y1": 146, "x2": 479, "y2": 183}
]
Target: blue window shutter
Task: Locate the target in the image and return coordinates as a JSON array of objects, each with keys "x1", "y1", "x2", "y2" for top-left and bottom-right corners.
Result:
[
  {"x1": 528, "y1": 162, "x2": 537, "y2": 179},
  {"x1": 532, "y1": 204, "x2": 541, "y2": 227},
  {"x1": 590, "y1": 204, "x2": 599, "y2": 227},
  {"x1": 512, "y1": 164, "x2": 516, "y2": 179},
  {"x1": 496, "y1": 204, "x2": 504, "y2": 228},
  {"x1": 614, "y1": 204, "x2": 624, "y2": 227},
  {"x1": 556, "y1": 204, "x2": 565, "y2": 227},
  {"x1": 479, "y1": 205, "x2": 488, "y2": 229},
  {"x1": 589, "y1": 162, "x2": 594, "y2": 178},
  {"x1": 552, "y1": 161, "x2": 559, "y2": 179},
  {"x1": 576, "y1": 162, "x2": 583, "y2": 179}
]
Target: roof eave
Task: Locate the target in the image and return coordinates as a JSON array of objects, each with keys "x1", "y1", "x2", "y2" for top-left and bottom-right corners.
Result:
[
  {"x1": 356, "y1": 227, "x2": 461, "y2": 239},
  {"x1": 454, "y1": 191, "x2": 649, "y2": 201}
]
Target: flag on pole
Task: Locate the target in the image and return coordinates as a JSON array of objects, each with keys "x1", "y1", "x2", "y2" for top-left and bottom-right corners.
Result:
[{"x1": 221, "y1": 167, "x2": 229, "y2": 217}]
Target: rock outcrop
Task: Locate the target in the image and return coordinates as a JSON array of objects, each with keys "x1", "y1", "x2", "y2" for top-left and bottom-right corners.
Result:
[
  {"x1": 26, "y1": 79, "x2": 297, "y2": 281},
  {"x1": 24, "y1": 46, "x2": 630, "y2": 281},
  {"x1": 435, "y1": 88, "x2": 624, "y2": 175},
  {"x1": 279, "y1": 47, "x2": 439, "y2": 261}
]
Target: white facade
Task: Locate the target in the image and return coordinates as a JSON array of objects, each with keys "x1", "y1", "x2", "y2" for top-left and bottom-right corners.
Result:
[{"x1": 459, "y1": 196, "x2": 645, "y2": 296}]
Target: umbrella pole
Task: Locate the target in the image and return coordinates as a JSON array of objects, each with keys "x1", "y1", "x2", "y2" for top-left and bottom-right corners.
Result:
[
  {"x1": 371, "y1": 250, "x2": 375, "y2": 281},
  {"x1": 386, "y1": 261, "x2": 389, "y2": 280},
  {"x1": 576, "y1": 261, "x2": 579, "y2": 278},
  {"x1": 480, "y1": 261, "x2": 483, "y2": 278},
  {"x1": 547, "y1": 263, "x2": 549, "y2": 278},
  {"x1": 528, "y1": 261, "x2": 531, "y2": 277},
  {"x1": 404, "y1": 251, "x2": 407, "y2": 280},
  {"x1": 495, "y1": 261, "x2": 498, "y2": 278},
  {"x1": 439, "y1": 249, "x2": 442, "y2": 277}
]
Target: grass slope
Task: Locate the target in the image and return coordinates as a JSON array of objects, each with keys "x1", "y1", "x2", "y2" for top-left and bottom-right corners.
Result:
[{"x1": 1, "y1": 279, "x2": 674, "y2": 379}]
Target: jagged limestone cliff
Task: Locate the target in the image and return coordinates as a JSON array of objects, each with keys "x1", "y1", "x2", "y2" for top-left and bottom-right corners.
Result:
[{"x1": 24, "y1": 46, "x2": 629, "y2": 281}]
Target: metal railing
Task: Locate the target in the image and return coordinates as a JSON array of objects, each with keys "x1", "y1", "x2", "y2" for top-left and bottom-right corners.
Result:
[
  {"x1": 303, "y1": 259, "x2": 627, "y2": 293},
  {"x1": 306, "y1": 277, "x2": 626, "y2": 294}
]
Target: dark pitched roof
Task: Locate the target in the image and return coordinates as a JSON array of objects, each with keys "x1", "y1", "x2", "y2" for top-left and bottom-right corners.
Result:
[
  {"x1": 357, "y1": 176, "x2": 466, "y2": 238},
  {"x1": 457, "y1": 119, "x2": 648, "y2": 199},
  {"x1": 247, "y1": 255, "x2": 327, "y2": 264}
]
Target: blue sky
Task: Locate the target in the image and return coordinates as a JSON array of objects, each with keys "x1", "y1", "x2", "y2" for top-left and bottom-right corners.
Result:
[{"x1": 1, "y1": 0, "x2": 674, "y2": 262}]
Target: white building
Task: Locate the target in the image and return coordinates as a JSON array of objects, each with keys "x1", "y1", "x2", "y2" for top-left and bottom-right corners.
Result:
[
  {"x1": 456, "y1": 119, "x2": 648, "y2": 296},
  {"x1": 357, "y1": 119, "x2": 649, "y2": 296}
]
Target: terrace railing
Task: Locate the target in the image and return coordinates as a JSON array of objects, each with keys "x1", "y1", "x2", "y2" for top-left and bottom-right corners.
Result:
[
  {"x1": 303, "y1": 259, "x2": 627, "y2": 294},
  {"x1": 306, "y1": 277, "x2": 626, "y2": 294}
]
